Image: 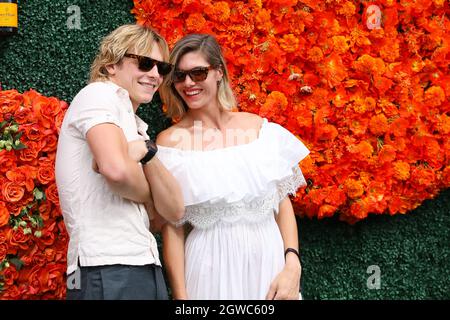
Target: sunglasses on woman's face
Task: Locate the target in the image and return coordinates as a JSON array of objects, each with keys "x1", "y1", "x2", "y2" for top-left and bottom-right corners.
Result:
[
  {"x1": 172, "y1": 66, "x2": 216, "y2": 83},
  {"x1": 124, "y1": 53, "x2": 173, "y2": 76}
]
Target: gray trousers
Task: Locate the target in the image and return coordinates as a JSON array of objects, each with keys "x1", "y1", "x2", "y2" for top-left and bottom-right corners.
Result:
[{"x1": 66, "y1": 264, "x2": 168, "y2": 300}]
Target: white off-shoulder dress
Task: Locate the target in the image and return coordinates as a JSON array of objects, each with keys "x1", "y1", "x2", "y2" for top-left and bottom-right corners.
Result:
[{"x1": 156, "y1": 118, "x2": 310, "y2": 300}]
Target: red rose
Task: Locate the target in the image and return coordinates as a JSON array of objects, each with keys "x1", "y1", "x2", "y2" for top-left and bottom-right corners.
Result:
[
  {"x1": 8, "y1": 228, "x2": 31, "y2": 250},
  {"x1": 2, "y1": 264, "x2": 19, "y2": 286},
  {"x1": 0, "y1": 243, "x2": 8, "y2": 261},
  {"x1": 1, "y1": 284, "x2": 22, "y2": 300}
]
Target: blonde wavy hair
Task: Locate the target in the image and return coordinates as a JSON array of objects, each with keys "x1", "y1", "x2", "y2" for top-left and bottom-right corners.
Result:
[
  {"x1": 89, "y1": 24, "x2": 169, "y2": 82},
  {"x1": 159, "y1": 34, "x2": 236, "y2": 119}
]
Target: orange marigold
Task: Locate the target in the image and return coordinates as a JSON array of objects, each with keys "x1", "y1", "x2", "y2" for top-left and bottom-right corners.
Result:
[
  {"x1": 307, "y1": 46, "x2": 324, "y2": 63},
  {"x1": 337, "y1": 1, "x2": 356, "y2": 18},
  {"x1": 344, "y1": 178, "x2": 365, "y2": 199},
  {"x1": 279, "y1": 34, "x2": 299, "y2": 53},
  {"x1": 205, "y1": 2, "x2": 230, "y2": 22},
  {"x1": 353, "y1": 54, "x2": 386, "y2": 76},
  {"x1": 393, "y1": 161, "x2": 410, "y2": 181},
  {"x1": 369, "y1": 114, "x2": 389, "y2": 136},
  {"x1": 255, "y1": 9, "x2": 272, "y2": 31},
  {"x1": 380, "y1": 40, "x2": 400, "y2": 62},
  {"x1": 347, "y1": 141, "x2": 374, "y2": 158},
  {"x1": 332, "y1": 36, "x2": 349, "y2": 54},
  {"x1": 186, "y1": 13, "x2": 207, "y2": 32},
  {"x1": 259, "y1": 91, "x2": 288, "y2": 119},
  {"x1": 424, "y1": 86, "x2": 445, "y2": 107},
  {"x1": 318, "y1": 204, "x2": 337, "y2": 219}
]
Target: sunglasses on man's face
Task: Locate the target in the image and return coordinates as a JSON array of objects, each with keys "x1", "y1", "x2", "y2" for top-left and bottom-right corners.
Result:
[
  {"x1": 124, "y1": 53, "x2": 173, "y2": 76},
  {"x1": 172, "y1": 66, "x2": 217, "y2": 83}
]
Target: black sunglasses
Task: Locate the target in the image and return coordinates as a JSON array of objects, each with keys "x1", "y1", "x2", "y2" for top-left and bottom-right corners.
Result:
[
  {"x1": 124, "y1": 53, "x2": 173, "y2": 76},
  {"x1": 172, "y1": 66, "x2": 217, "y2": 83}
]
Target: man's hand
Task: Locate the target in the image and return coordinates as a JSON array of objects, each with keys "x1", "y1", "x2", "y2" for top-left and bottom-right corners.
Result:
[{"x1": 266, "y1": 256, "x2": 301, "y2": 300}]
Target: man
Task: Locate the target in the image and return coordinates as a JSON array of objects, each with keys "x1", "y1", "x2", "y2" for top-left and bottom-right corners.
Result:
[{"x1": 55, "y1": 24, "x2": 184, "y2": 300}]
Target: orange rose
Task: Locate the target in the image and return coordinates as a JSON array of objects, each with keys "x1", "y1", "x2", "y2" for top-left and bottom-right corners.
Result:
[
  {"x1": 0, "y1": 150, "x2": 17, "y2": 174},
  {"x1": 37, "y1": 165, "x2": 55, "y2": 185},
  {"x1": 0, "y1": 243, "x2": 7, "y2": 261},
  {"x1": 8, "y1": 228, "x2": 31, "y2": 250},
  {"x1": 18, "y1": 141, "x2": 42, "y2": 163},
  {"x1": 0, "y1": 201, "x2": 10, "y2": 227},
  {"x1": 0, "y1": 89, "x2": 23, "y2": 114},
  {"x1": 2, "y1": 182, "x2": 25, "y2": 203},
  {"x1": 45, "y1": 183, "x2": 60, "y2": 207}
]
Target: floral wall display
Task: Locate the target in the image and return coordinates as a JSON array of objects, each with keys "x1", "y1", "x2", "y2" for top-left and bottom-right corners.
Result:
[
  {"x1": 0, "y1": 89, "x2": 68, "y2": 299},
  {"x1": 133, "y1": 0, "x2": 449, "y2": 223}
]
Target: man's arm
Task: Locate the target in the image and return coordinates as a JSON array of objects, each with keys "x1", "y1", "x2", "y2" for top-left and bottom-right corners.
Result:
[
  {"x1": 86, "y1": 123, "x2": 150, "y2": 203},
  {"x1": 126, "y1": 135, "x2": 185, "y2": 223}
]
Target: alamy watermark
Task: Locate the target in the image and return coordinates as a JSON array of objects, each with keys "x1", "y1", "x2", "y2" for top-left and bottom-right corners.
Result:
[
  {"x1": 66, "y1": 268, "x2": 81, "y2": 290},
  {"x1": 366, "y1": 265, "x2": 381, "y2": 290},
  {"x1": 66, "y1": 5, "x2": 81, "y2": 30}
]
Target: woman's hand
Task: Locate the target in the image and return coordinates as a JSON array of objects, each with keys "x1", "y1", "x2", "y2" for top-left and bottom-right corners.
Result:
[
  {"x1": 128, "y1": 139, "x2": 147, "y2": 162},
  {"x1": 266, "y1": 255, "x2": 301, "y2": 300}
]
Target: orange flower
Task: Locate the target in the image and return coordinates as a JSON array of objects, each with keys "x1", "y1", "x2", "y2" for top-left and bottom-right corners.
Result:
[
  {"x1": 307, "y1": 46, "x2": 324, "y2": 62},
  {"x1": 205, "y1": 2, "x2": 230, "y2": 22},
  {"x1": 369, "y1": 114, "x2": 389, "y2": 136},
  {"x1": 0, "y1": 201, "x2": 10, "y2": 227},
  {"x1": 37, "y1": 164, "x2": 55, "y2": 185},
  {"x1": 378, "y1": 144, "x2": 397, "y2": 163},
  {"x1": 259, "y1": 91, "x2": 288, "y2": 120},
  {"x1": 318, "y1": 54, "x2": 348, "y2": 88},
  {"x1": 255, "y1": 9, "x2": 272, "y2": 31},
  {"x1": 424, "y1": 86, "x2": 445, "y2": 107},
  {"x1": 393, "y1": 161, "x2": 411, "y2": 181},
  {"x1": 347, "y1": 141, "x2": 374, "y2": 159},
  {"x1": 318, "y1": 204, "x2": 337, "y2": 219},
  {"x1": 344, "y1": 178, "x2": 365, "y2": 199},
  {"x1": 2, "y1": 182, "x2": 25, "y2": 203},
  {"x1": 337, "y1": 1, "x2": 356, "y2": 18},
  {"x1": 279, "y1": 34, "x2": 299, "y2": 53},
  {"x1": 353, "y1": 54, "x2": 386, "y2": 76},
  {"x1": 332, "y1": 36, "x2": 349, "y2": 54},
  {"x1": 315, "y1": 124, "x2": 338, "y2": 142},
  {"x1": 185, "y1": 13, "x2": 207, "y2": 32}
]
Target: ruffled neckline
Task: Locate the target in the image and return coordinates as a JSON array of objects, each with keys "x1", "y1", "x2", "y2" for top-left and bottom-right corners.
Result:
[
  {"x1": 156, "y1": 118, "x2": 268, "y2": 153},
  {"x1": 156, "y1": 118, "x2": 310, "y2": 206}
]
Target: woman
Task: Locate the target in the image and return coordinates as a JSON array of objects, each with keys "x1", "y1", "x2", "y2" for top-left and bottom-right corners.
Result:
[{"x1": 156, "y1": 34, "x2": 310, "y2": 300}]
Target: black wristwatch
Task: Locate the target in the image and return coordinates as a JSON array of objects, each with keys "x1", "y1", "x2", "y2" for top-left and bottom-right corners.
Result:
[{"x1": 140, "y1": 139, "x2": 158, "y2": 165}]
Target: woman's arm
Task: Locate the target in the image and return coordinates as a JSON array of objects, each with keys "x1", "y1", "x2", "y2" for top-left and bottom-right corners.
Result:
[
  {"x1": 266, "y1": 196, "x2": 302, "y2": 300},
  {"x1": 162, "y1": 223, "x2": 188, "y2": 299}
]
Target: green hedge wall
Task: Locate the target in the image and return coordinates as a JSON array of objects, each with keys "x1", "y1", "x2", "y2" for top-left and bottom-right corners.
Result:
[{"x1": 1, "y1": 0, "x2": 448, "y2": 299}]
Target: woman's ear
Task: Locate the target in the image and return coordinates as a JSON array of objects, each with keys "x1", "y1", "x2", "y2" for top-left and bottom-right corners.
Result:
[{"x1": 105, "y1": 63, "x2": 116, "y2": 76}]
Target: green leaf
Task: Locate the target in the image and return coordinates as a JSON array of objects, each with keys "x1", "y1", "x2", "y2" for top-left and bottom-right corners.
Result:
[
  {"x1": 12, "y1": 142, "x2": 27, "y2": 150},
  {"x1": 8, "y1": 258, "x2": 25, "y2": 271}
]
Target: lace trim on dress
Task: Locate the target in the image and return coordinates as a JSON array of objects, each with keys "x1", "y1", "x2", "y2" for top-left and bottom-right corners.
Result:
[
  {"x1": 175, "y1": 166, "x2": 306, "y2": 229},
  {"x1": 276, "y1": 166, "x2": 307, "y2": 205}
]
